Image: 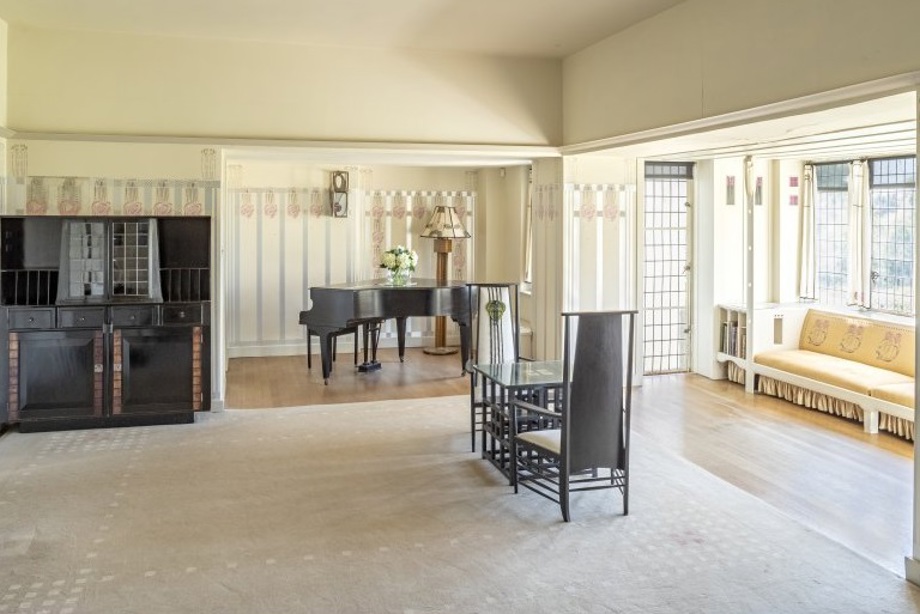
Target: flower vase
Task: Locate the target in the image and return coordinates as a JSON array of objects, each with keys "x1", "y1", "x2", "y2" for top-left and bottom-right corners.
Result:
[{"x1": 387, "y1": 269, "x2": 411, "y2": 286}]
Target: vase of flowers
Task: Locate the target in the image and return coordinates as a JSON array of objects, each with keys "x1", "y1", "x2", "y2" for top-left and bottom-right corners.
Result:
[{"x1": 380, "y1": 245, "x2": 418, "y2": 286}]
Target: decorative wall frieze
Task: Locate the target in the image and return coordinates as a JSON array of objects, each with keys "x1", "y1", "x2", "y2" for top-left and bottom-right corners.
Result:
[
  {"x1": 8, "y1": 176, "x2": 219, "y2": 216},
  {"x1": 566, "y1": 183, "x2": 632, "y2": 221}
]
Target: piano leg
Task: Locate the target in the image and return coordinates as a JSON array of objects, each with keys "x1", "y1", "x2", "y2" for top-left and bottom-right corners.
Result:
[
  {"x1": 357, "y1": 320, "x2": 383, "y2": 373},
  {"x1": 396, "y1": 317, "x2": 407, "y2": 362},
  {"x1": 319, "y1": 332, "x2": 334, "y2": 384}
]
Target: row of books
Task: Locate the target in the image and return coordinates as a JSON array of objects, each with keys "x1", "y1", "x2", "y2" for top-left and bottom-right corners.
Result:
[{"x1": 719, "y1": 321, "x2": 747, "y2": 357}]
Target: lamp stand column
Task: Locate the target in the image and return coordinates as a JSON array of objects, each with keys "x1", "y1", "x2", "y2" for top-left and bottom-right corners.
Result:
[{"x1": 424, "y1": 238, "x2": 459, "y2": 356}]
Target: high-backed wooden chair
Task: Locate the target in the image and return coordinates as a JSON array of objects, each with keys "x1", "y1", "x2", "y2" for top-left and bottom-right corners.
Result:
[
  {"x1": 467, "y1": 282, "x2": 521, "y2": 451},
  {"x1": 511, "y1": 310, "x2": 637, "y2": 522}
]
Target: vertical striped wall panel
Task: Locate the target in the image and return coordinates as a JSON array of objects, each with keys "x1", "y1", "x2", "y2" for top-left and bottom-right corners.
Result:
[
  {"x1": 226, "y1": 187, "x2": 476, "y2": 358},
  {"x1": 567, "y1": 184, "x2": 635, "y2": 312}
]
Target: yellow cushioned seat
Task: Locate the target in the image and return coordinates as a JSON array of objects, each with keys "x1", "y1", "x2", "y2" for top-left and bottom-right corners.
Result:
[
  {"x1": 797, "y1": 310, "x2": 914, "y2": 377},
  {"x1": 755, "y1": 349, "x2": 913, "y2": 395},
  {"x1": 869, "y1": 382, "x2": 915, "y2": 408}
]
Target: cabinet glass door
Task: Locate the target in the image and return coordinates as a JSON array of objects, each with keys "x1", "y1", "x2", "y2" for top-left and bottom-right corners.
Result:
[
  {"x1": 112, "y1": 221, "x2": 151, "y2": 298},
  {"x1": 64, "y1": 221, "x2": 106, "y2": 300}
]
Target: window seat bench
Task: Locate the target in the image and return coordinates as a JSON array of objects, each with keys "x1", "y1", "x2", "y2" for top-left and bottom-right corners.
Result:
[{"x1": 752, "y1": 308, "x2": 915, "y2": 440}]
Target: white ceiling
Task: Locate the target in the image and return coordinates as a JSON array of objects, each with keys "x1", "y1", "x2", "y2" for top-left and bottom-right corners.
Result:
[{"x1": 0, "y1": 0, "x2": 685, "y2": 59}]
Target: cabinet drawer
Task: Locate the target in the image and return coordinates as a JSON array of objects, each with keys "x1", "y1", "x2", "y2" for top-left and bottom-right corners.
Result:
[
  {"x1": 162, "y1": 304, "x2": 202, "y2": 325},
  {"x1": 111, "y1": 305, "x2": 157, "y2": 327},
  {"x1": 58, "y1": 307, "x2": 106, "y2": 329},
  {"x1": 8, "y1": 308, "x2": 55, "y2": 330}
]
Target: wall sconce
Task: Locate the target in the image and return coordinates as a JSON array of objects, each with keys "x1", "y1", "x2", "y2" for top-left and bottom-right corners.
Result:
[{"x1": 330, "y1": 171, "x2": 348, "y2": 217}]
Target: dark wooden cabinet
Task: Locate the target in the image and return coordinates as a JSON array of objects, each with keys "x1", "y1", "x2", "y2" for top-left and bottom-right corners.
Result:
[
  {"x1": 12, "y1": 327, "x2": 101, "y2": 421},
  {"x1": 0, "y1": 216, "x2": 211, "y2": 432}
]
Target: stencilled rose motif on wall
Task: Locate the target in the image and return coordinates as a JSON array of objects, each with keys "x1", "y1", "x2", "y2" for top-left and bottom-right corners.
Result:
[
  {"x1": 57, "y1": 178, "x2": 83, "y2": 215},
  {"x1": 372, "y1": 194, "x2": 385, "y2": 219},
  {"x1": 263, "y1": 191, "x2": 278, "y2": 219},
  {"x1": 309, "y1": 189, "x2": 323, "y2": 218},
  {"x1": 153, "y1": 183, "x2": 174, "y2": 215},
  {"x1": 580, "y1": 201, "x2": 597, "y2": 222},
  {"x1": 240, "y1": 191, "x2": 255, "y2": 219},
  {"x1": 603, "y1": 197, "x2": 619, "y2": 221},
  {"x1": 91, "y1": 179, "x2": 111, "y2": 215},
  {"x1": 26, "y1": 177, "x2": 48, "y2": 214},
  {"x1": 124, "y1": 201, "x2": 144, "y2": 215},
  {"x1": 287, "y1": 189, "x2": 301, "y2": 219},
  {"x1": 392, "y1": 195, "x2": 407, "y2": 220},
  {"x1": 183, "y1": 185, "x2": 203, "y2": 216},
  {"x1": 123, "y1": 180, "x2": 143, "y2": 216},
  {"x1": 412, "y1": 194, "x2": 428, "y2": 221}
]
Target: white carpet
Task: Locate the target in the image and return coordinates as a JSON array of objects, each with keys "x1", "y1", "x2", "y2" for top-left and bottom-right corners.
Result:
[{"x1": 0, "y1": 395, "x2": 918, "y2": 614}]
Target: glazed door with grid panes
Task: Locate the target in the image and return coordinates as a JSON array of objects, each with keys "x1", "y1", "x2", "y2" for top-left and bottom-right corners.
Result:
[{"x1": 642, "y1": 162, "x2": 693, "y2": 375}]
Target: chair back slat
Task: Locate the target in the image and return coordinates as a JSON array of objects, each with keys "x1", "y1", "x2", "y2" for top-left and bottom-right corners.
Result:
[
  {"x1": 564, "y1": 312, "x2": 629, "y2": 473},
  {"x1": 471, "y1": 283, "x2": 519, "y2": 364}
]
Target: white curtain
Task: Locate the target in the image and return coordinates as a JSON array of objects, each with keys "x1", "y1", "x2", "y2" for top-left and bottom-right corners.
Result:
[
  {"x1": 847, "y1": 160, "x2": 871, "y2": 308},
  {"x1": 798, "y1": 163, "x2": 816, "y2": 300}
]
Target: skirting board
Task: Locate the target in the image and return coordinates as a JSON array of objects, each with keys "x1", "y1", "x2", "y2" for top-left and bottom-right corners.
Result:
[
  {"x1": 227, "y1": 334, "x2": 461, "y2": 359},
  {"x1": 906, "y1": 556, "x2": 920, "y2": 586}
]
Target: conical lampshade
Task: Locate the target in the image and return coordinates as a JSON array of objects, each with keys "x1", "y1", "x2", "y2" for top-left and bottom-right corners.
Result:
[{"x1": 420, "y1": 205, "x2": 471, "y2": 239}]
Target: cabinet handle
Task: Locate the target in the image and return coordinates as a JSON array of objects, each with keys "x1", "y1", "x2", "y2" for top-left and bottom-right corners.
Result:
[
  {"x1": 27, "y1": 317, "x2": 34, "y2": 323},
  {"x1": 178, "y1": 311, "x2": 186, "y2": 319}
]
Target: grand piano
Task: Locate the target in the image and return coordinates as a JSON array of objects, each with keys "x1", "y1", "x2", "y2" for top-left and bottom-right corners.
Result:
[{"x1": 299, "y1": 278, "x2": 471, "y2": 383}]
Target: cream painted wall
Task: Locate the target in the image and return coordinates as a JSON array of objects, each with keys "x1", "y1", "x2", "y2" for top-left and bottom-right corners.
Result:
[
  {"x1": 563, "y1": 0, "x2": 920, "y2": 144},
  {"x1": 478, "y1": 165, "x2": 527, "y2": 284},
  {"x1": 9, "y1": 26, "x2": 562, "y2": 146},
  {"x1": 10, "y1": 140, "x2": 211, "y2": 178},
  {"x1": 566, "y1": 155, "x2": 635, "y2": 185},
  {"x1": 0, "y1": 19, "x2": 7, "y2": 129},
  {"x1": 564, "y1": 154, "x2": 637, "y2": 313},
  {"x1": 773, "y1": 159, "x2": 805, "y2": 304},
  {"x1": 711, "y1": 158, "x2": 747, "y2": 306},
  {"x1": 531, "y1": 157, "x2": 564, "y2": 360}
]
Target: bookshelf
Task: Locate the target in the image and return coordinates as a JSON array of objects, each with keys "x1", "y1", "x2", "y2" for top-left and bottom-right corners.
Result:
[{"x1": 716, "y1": 303, "x2": 808, "y2": 390}]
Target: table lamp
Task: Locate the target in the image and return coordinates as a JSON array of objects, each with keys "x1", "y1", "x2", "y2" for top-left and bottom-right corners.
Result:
[{"x1": 420, "y1": 204, "x2": 471, "y2": 354}]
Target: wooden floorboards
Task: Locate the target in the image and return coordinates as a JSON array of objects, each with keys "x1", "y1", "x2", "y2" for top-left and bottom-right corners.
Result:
[
  {"x1": 225, "y1": 348, "x2": 469, "y2": 408},
  {"x1": 224, "y1": 353, "x2": 914, "y2": 575}
]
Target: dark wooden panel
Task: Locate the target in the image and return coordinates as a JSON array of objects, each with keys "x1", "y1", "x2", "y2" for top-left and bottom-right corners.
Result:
[
  {"x1": 116, "y1": 327, "x2": 195, "y2": 414},
  {"x1": 16, "y1": 329, "x2": 100, "y2": 420},
  {"x1": 157, "y1": 217, "x2": 210, "y2": 268},
  {"x1": 161, "y1": 303, "x2": 202, "y2": 325},
  {"x1": 8, "y1": 307, "x2": 55, "y2": 330},
  {"x1": 58, "y1": 306, "x2": 106, "y2": 329},
  {"x1": 111, "y1": 305, "x2": 157, "y2": 327}
]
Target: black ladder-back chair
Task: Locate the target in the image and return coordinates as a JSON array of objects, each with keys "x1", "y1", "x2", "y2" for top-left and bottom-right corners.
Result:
[
  {"x1": 467, "y1": 282, "x2": 522, "y2": 452},
  {"x1": 511, "y1": 310, "x2": 637, "y2": 522}
]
